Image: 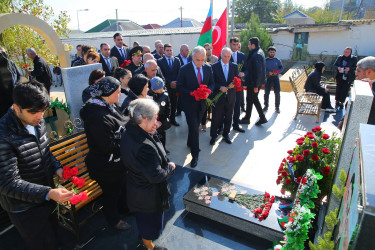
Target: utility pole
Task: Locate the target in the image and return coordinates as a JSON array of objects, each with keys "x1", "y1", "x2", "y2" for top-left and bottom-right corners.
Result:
[
  {"x1": 179, "y1": 6, "x2": 183, "y2": 27},
  {"x1": 231, "y1": 0, "x2": 235, "y2": 37},
  {"x1": 116, "y1": 9, "x2": 119, "y2": 31}
]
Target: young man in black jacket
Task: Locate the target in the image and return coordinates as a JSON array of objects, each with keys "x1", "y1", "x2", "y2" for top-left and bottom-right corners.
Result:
[{"x1": 0, "y1": 80, "x2": 73, "y2": 249}]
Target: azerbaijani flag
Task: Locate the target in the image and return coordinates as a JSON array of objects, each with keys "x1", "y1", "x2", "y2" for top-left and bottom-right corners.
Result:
[{"x1": 197, "y1": 3, "x2": 212, "y2": 46}]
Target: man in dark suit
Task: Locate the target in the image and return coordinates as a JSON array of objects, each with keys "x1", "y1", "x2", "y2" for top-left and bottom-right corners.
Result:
[
  {"x1": 210, "y1": 48, "x2": 238, "y2": 145},
  {"x1": 26, "y1": 48, "x2": 53, "y2": 93},
  {"x1": 177, "y1": 46, "x2": 214, "y2": 168},
  {"x1": 110, "y1": 33, "x2": 130, "y2": 65},
  {"x1": 177, "y1": 44, "x2": 192, "y2": 66},
  {"x1": 99, "y1": 43, "x2": 119, "y2": 76},
  {"x1": 157, "y1": 44, "x2": 181, "y2": 126},
  {"x1": 230, "y1": 37, "x2": 247, "y2": 133},
  {"x1": 240, "y1": 37, "x2": 268, "y2": 126}
]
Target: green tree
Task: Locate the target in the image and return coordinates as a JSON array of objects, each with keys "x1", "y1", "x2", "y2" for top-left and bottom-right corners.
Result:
[
  {"x1": 0, "y1": 0, "x2": 71, "y2": 72},
  {"x1": 234, "y1": 0, "x2": 281, "y2": 23},
  {"x1": 239, "y1": 13, "x2": 273, "y2": 56}
]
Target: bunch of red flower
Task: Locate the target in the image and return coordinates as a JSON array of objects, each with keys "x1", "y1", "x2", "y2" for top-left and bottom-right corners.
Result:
[
  {"x1": 253, "y1": 192, "x2": 275, "y2": 221},
  {"x1": 23, "y1": 64, "x2": 28, "y2": 69},
  {"x1": 120, "y1": 60, "x2": 131, "y2": 68},
  {"x1": 272, "y1": 69, "x2": 279, "y2": 75},
  {"x1": 233, "y1": 76, "x2": 243, "y2": 92},
  {"x1": 190, "y1": 85, "x2": 211, "y2": 101},
  {"x1": 61, "y1": 166, "x2": 88, "y2": 205}
]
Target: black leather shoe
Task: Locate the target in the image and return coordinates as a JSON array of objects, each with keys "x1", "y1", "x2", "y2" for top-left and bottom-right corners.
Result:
[
  {"x1": 255, "y1": 117, "x2": 268, "y2": 126},
  {"x1": 222, "y1": 135, "x2": 232, "y2": 144},
  {"x1": 210, "y1": 137, "x2": 216, "y2": 145},
  {"x1": 190, "y1": 157, "x2": 198, "y2": 168},
  {"x1": 217, "y1": 128, "x2": 223, "y2": 135},
  {"x1": 233, "y1": 126, "x2": 245, "y2": 133},
  {"x1": 239, "y1": 118, "x2": 250, "y2": 124},
  {"x1": 275, "y1": 107, "x2": 280, "y2": 113},
  {"x1": 262, "y1": 106, "x2": 268, "y2": 112},
  {"x1": 171, "y1": 120, "x2": 180, "y2": 126},
  {"x1": 114, "y1": 220, "x2": 131, "y2": 230}
]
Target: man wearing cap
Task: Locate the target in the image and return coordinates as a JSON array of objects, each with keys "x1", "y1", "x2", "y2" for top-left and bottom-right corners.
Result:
[
  {"x1": 110, "y1": 33, "x2": 130, "y2": 65},
  {"x1": 177, "y1": 46, "x2": 214, "y2": 168},
  {"x1": 125, "y1": 46, "x2": 143, "y2": 74},
  {"x1": 100, "y1": 43, "x2": 119, "y2": 77},
  {"x1": 157, "y1": 44, "x2": 181, "y2": 126},
  {"x1": 263, "y1": 46, "x2": 284, "y2": 113},
  {"x1": 150, "y1": 77, "x2": 171, "y2": 151}
]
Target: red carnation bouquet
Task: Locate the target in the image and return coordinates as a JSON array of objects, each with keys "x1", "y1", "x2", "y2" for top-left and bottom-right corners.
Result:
[
  {"x1": 190, "y1": 84, "x2": 211, "y2": 101},
  {"x1": 253, "y1": 192, "x2": 275, "y2": 221},
  {"x1": 23, "y1": 63, "x2": 28, "y2": 69},
  {"x1": 120, "y1": 60, "x2": 131, "y2": 68},
  {"x1": 206, "y1": 77, "x2": 242, "y2": 107},
  {"x1": 54, "y1": 166, "x2": 88, "y2": 217}
]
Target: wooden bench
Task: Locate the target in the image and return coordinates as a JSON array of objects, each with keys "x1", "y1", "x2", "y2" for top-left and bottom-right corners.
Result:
[
  {"x1": 289, "y1": 66, "x2": 323, "y2": 123},
  {"x1": 50, "y1": 131, "x2": 103, "y2": 243}
]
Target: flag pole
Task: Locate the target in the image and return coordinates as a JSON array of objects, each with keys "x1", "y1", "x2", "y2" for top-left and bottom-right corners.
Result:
[{"x1": 226, "y1": 0, "x2": 229, "y2": 47}]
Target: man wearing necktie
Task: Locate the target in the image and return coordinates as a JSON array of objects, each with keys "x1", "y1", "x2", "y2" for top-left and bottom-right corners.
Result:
[
  {"x1": 110, "y1": 33, "x2": 130, "y2": 65},
  {"x1": 157, "y1": 44, "x2": 181, "y2": 126},
  {"x1": 177, "y1": 46, "x2": 214, "y2": 168},
  {"x1": 99, "y1": 43, "x2": 119, "y2": 77},
  {"x1": 210, "y1": 48, "x2": 238, "y2": 145}
]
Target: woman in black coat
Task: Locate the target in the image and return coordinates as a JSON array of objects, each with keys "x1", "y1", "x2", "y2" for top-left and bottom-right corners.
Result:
[
  {"x1": 80, "y1": 76, "x2": 131, "y2": 230},
  {"x1": 333, "y1": 47, "x2": 358, "y2": 108},
  {"x1": 304, "y1": 62, "x2": 335, "y2": 112},
  {"x1": 120, "y1": 98, "x2": 175, "y2": 250}
]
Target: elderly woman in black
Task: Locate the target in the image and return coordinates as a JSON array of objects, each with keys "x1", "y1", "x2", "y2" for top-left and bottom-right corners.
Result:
[
  {"x1": 121, "y1": 98, "x2": 175, "y2": 250},
  {"x1": 80, "y1": 76, "x2": 131, "y2": 230},
  {"x1": 120, "y1": 74, "x2": 149, "y2": 115},
  {"x1": 304, "y1": 62, "x2": 335, "y2": 113}
]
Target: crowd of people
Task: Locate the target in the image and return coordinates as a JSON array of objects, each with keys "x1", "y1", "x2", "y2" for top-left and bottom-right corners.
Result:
[{"x1": 0, "y1": 31, "x2": 374, "y2": 250}]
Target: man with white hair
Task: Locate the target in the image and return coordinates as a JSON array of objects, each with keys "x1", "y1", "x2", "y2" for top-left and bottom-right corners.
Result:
[
  {"x1": 356, "y1": 56, "x2": 375, "y2": 124},
  {"x1": 177, "y1": 44, "x2": 192, "y2": 66},
  {"x1": 177, "y1": 46, "x2": 214, "y2": 168},
  {"x1": 26, "y1": 48, "x2": 53, "y2": 93},
  {"x1": 210, "y1": 47, "x2": 239, "y2": 145},
  {"x1": 134, "y1": 53, "x2": 165, "y2": 80},
  {"x1": 151, "y1": 40, "x2": 162, "y2": 54},
  {"x1": 142, "y1": 45, "x2": 151, "y2": 55},
  {"x1": 153, "y1": 42, "x2": 164, "y2": 60}
]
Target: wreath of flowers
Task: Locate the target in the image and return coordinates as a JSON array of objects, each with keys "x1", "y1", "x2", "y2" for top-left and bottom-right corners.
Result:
[{"x1": 276, "y1": 126, "x2": 340, "y2": 199}]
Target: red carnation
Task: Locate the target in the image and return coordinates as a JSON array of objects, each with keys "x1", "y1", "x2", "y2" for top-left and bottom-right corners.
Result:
[
  {"x1": 120, "y1": 60, "x2": 131, "y2": 67},
  {"x1": 322, "y1": 148, "x2": 330, "y2": 154},
  {"x1": 287, "y1": 150, "x2": 293, "y2": 155},
  {"x1": 70, "y1": 195, "x2": 81, "y2": 205},
  {"x1": 79, "y1": 192, "x2": 88, "y2": 202},
  {"x1": 23, "y1": 64, "x2": 28, "y2": 69},
  {"x1": 281, "y1": 171, "x2": 288, "y2": 177},
  {"x1": 254, "y1": 208, "x2": 263, "y2": 214},
  {"x1": 289, "y1": 156, "x2": 296, "y2": 163},
  {"x1": 71, "y1": 167, "x2": 78, "y2": 176},
  {"x1": 322, "y1": 166, "x2": 330, "y2": 175},
  {"x1": 62, "y1": 166, "x2": 72, "y2": 179},
  {"x1": 308, "y1": 134, "x2": 315, "y2": 139},
  {"x1": 311, "y1": 142, "x2": 318, "y2": 148},
  {"x1": 280, "y1": 189, "x2": 285, "y2": 194},
  {"x1": 276, "y1": 178, "x2": 281, "y2": 185},
  {"x1": 282, "y1": 158, "x2": 286, "y2": 162},
  {"x1": 312, "y1": 154, "x2": 319, "y2": 161},
  {"x1": 296, "y1": 177, "x2": 302, "y2": 183},
  {"x1": 296, "y1": 154, "x2": 304, "y2": 162},
  {"x1": 288, "y1": 217, "x2": 294, "y2": 222},
  {"x1": 302, "y1": 177, "x2": 307, "y2": 184},
  {"x1": 191, "y1": 85, "x2": 211, "y2": 101},
  {"x1": 285, "y1": 178, "x2": 291, "y2": 184},
  {"x1": 303, "y1": 150, "x2": 310, "y2": 156},
  {"x1": 233, "y1": 77, "x2": 242, "y2": 88},
  {"x1": 278, "y1": 165, "x2": 283, "y2": 172},
  {"x1": 72, "y1": 176, "x2": 86, "y2": 188},
  {"x1": 306, "y1": 131, "x2": 313, "y2": 135},
  {"x1": 322, "y1": 134, "x2": 330, "y2": 140}
]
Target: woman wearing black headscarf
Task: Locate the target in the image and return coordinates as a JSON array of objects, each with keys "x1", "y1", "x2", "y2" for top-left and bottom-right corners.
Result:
[
  {"x1": 120, "y1": 74, "x2": 149, "y2": 115},
  {"x1": 304, "y1": 62, "x2": 335, "y2": 112},
  {"x1": 333, "y1": 47, "x2": 358, "y2": 109},
  {"x1": 80, "y1": 76, "x2": 131, "y2": 230}
]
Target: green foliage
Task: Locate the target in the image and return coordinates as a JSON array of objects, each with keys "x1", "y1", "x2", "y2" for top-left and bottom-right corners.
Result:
[
  {"x1": 308, "y1": 208, "x2": 338, "y2": 250},
  {"x1": 277, "y1": 0, "x2": 356, "y2": 24},
  {"x1": 0, "y1": 0, "x2": 71, "y2": 71},
  {"x1": 234, "y1": 0, "x2": 281, "y2": 23},
  {"x1": 332, "y1": 169, "x2": 347, "y2": 199},
  {"x1": 239, "y1": 13, "x2": 273, "y2": 55}
]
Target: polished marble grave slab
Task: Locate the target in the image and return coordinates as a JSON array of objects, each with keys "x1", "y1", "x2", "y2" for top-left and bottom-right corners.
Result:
[{"x1": 183, "y1": 176, "x2": 284, "y2": 242}]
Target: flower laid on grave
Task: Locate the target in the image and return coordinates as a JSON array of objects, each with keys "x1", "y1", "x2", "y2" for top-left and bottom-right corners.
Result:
[
  {"x1": 276, "y1": 126, "x2": 341, "y2": 200},
  {"x1": 190, "y1": 85, "x2": 211, "y2": 101},
  {"x1": 54, "y1": 166, "x2": 88, "y2": 217},
  {"x1": 120, "y1": 60, "x2": 131, "y2": 68},
  {"x1": 206, "y1": 77, "x2": 242, "y2": 107},
  {"x1": 193, "y1": 185, "x2": 213, "y2": 204}
]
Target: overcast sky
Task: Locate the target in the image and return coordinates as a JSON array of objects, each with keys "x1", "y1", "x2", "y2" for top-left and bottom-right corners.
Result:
[{"x1": 44, "y1": 0, "x2": 327, "y2": 31}]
